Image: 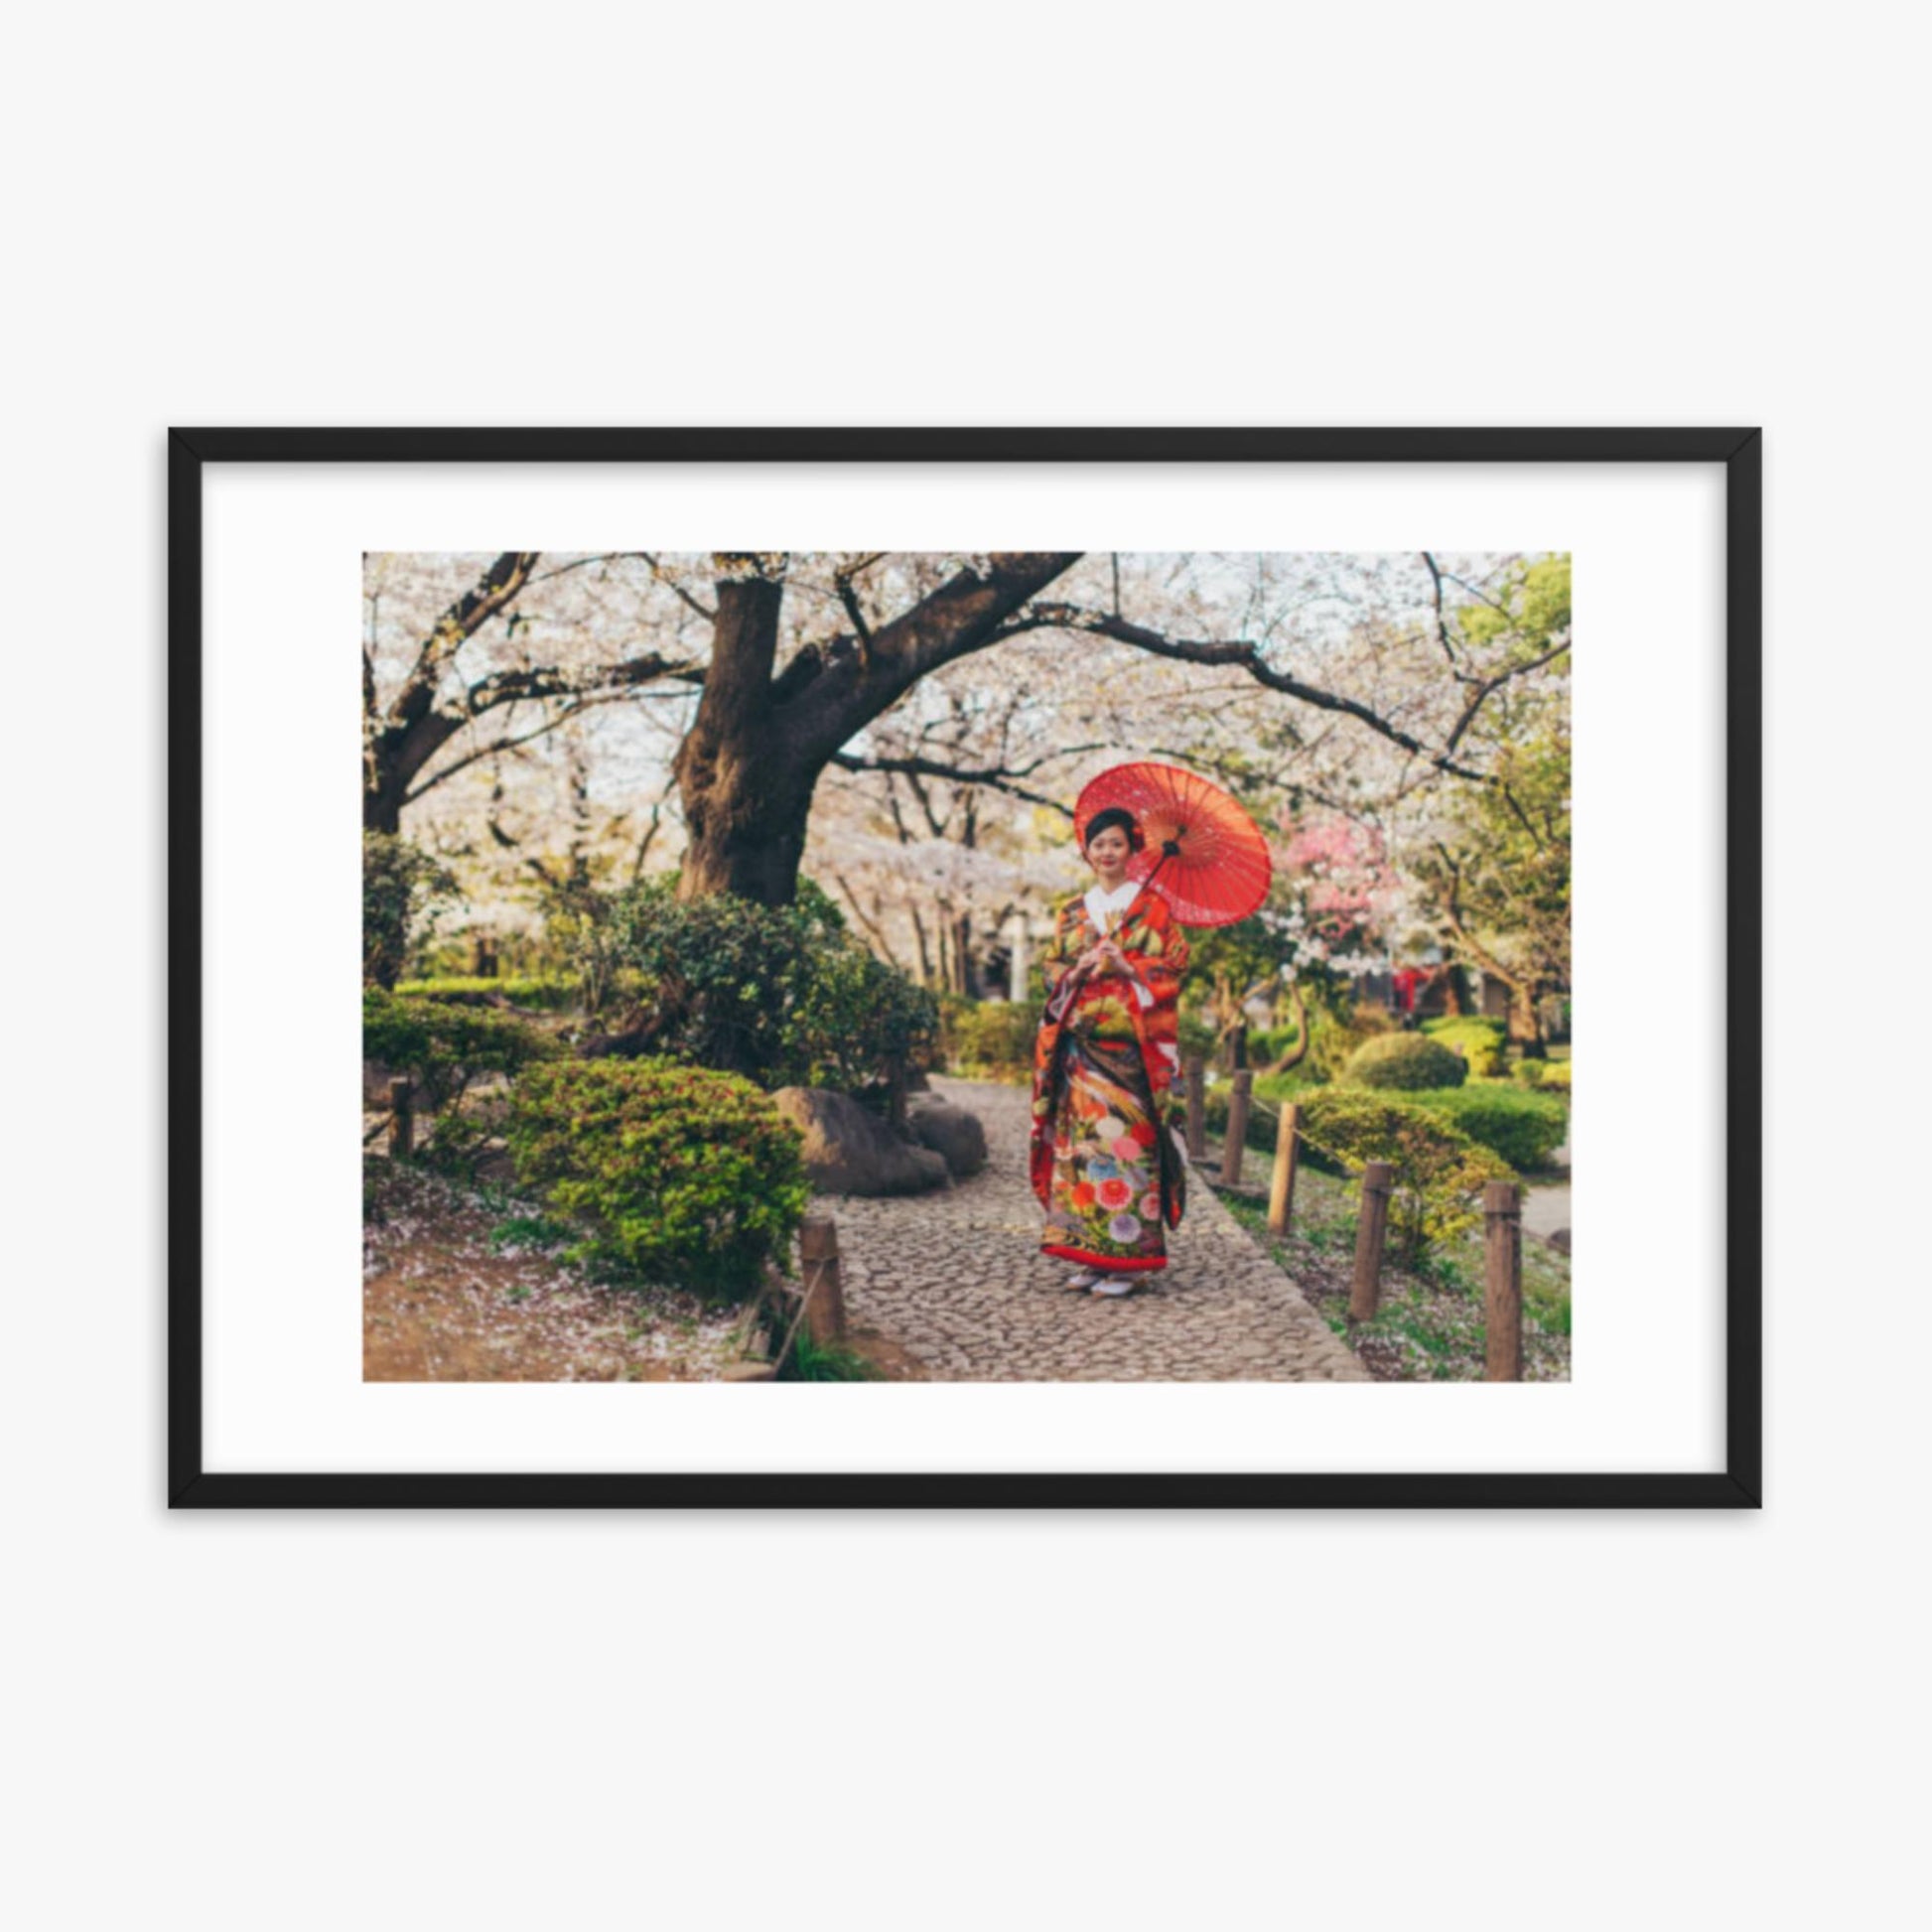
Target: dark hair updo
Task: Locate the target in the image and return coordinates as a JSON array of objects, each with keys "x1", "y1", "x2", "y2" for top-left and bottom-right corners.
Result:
[{"x1": 1082, "y1": 806, "x2": 1145, "y2": 853}]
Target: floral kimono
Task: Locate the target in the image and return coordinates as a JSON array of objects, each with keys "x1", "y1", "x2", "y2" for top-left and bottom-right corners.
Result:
[{"x1": 1030, "y1": 880, "x2": 1191, "y2": 1273}]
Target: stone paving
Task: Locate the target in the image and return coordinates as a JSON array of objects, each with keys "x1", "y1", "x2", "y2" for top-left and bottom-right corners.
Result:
[{"x1": 822, "y1": 1077, "x2": 1370, "y2": 1383}]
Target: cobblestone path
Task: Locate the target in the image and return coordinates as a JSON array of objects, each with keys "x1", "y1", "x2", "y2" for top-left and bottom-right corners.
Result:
[{"x1": 825, "y1": 1077, "x2": 1370, "y2": 1382}]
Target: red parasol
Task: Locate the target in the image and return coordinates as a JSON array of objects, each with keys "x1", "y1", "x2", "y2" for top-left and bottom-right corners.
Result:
[{"x1": 1073, "y1": 761, "x2": 1273, "y2": 928}]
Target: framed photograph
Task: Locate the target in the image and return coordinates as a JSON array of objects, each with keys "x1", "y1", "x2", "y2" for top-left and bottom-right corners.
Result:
[{"x1": 170, "y1": 427, "x2": 1760, "y2": 1507}]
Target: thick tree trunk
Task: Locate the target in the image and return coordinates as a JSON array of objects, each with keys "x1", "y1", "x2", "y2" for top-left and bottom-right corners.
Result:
[
  {"x1": 364, "y1": 786, "x2": 403, "y2": 837},
  {"x1": 674, "y1": 777, "x2": 815, "y2": 903},
  {"x1": 672, "y1": 553, "x2": 1080, "y2": 908},
  {"x1": 1507, "y1": 980, "x2": 1548, "y2": 1056},
  {"x1": 671, "y1": 576, "x2": 813, "y2": 905}
]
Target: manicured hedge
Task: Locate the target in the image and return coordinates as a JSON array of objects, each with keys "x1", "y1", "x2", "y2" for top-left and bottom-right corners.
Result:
[
  {"x1": 1296, "y1": 1088, "x2": 1512, "y2": 1259},
  {"x1": 1513, "y1": 1057, "x2": 1573, "y2": 1092},
  {"x1": 394, "y1": 973, "x2": 582, "y2": 1012},
  {"x1": 362, "y1": 987, "x2": 562, "y2": 1109},
  {"x1": 1421, "y1": 1016, "x2": 1508, "y2": 1078},
  {"x1": 599, "y1": 881, "x2": 936, "y2": 1093},
  {"x1": 505, "y1": 1057, "x2": 808, "y2": 1302},
  {"x1": 1405, "y1": 1083, "x2": 1568, "y2": 1171},
  {"x1": 1341, "y1": 1033, "x2": 1467, "y2": 1091}
]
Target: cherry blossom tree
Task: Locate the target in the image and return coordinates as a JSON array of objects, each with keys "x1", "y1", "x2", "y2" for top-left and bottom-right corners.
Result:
[{"x1": 361, "y1": 552, "x2": 1571, "y2": 1004}]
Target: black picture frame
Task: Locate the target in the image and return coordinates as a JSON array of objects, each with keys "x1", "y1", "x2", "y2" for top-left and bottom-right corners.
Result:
[{"x1": 169, "y1": 427, "x2": 1762, "y2": 1509}]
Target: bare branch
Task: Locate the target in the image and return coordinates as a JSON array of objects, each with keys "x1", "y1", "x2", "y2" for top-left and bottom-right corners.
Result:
[
  {"x1": 408, "y1": 552, "x2": 541, "y2": 686},
  {"x1": 1421, "y1": 552, "x2": 1463, "y2": 674},
  {"x1": 830, "y1": 872, "x2": 904, "y2": 969},
  {"x1": 785, "y1": 554, "x2": 1082, "y2": 765},
  {"x1": 1440, "y1": 638, "x2": 1573, "y2": 760},
  {"x1": 638, "y1": 554, "x2": 718, "y2": 622},
  {"x1": 1005, "y1": 602, "x2": 1493, "y2": 783},
  {"x1": 829, "y1": 750, "x2": 1076, "y2": 817},
  {"x1": 402, "y1": 692, "x2": 634, "y2": 805}
]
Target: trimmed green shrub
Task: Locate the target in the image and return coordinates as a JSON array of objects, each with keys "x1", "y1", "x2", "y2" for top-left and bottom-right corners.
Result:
[
  {"x1": 394, "y1": 973, "x2": 582, "y2": 1012},
  {"x1": 597, "y1": 880, "x2": 936, "y2": 1093},
  {"x1": 505, "y1": 1058, "x2": 809, "y2": 1301},
  {"x1": 938, "y1": 998, "x2": 1038, "y2": 1077},
  {"x1": 1406, "y1": 1084, "x2": 1568, "y2": 1171},
  {"x1": 362, "y1": 987, "x2": 562, "y2": 1111},
  {"x1": 1297, "y1": 1088, "x2": 1512, "y2": 1260},
  {"x1": 1341, "y1": 1033, "x2": 1468, "y2": 1091},
  {"x1": 1513, "y1": 1056, "x2": 1573, "y2": 1092},
  {"x1": 791, "y1": 940, "x2": 940, "y2": 1093},
  {"x1": 1421, "y1": 1016, "x2": 1508, "y2": 1078},
  {"x1": 1298, "y1": 1001, "x2": 1396, "y2": 1080}
]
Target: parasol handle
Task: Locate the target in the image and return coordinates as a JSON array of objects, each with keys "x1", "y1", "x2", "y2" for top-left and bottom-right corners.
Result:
[{"x1": 1145, "y1": 827, "x2": 1186, "y2": 887}]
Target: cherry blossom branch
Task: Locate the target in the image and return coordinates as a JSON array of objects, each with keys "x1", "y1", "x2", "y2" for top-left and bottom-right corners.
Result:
[
  {"x1": 828, "y1": 750, "x2": 1076, "y2": 816},
  {"x1": 998, "y1": 602, "x2": 1493, "y2": 782}
]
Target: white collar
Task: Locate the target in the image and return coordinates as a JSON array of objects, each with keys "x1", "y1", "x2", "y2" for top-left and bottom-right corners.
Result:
[{"x1": 1084, "y1": 878, "x2": 1140, "y2": 926}]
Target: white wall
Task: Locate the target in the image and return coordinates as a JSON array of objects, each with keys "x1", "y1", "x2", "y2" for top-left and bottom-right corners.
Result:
[{"x1": 6, "y1": 5, "x2": 1921, "y2": 1928}]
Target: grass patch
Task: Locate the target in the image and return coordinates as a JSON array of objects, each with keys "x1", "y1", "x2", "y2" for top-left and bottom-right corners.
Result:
[
  {"x1": 488, "y1": 1213, "x2": 575, "y2": 1253},
  {"x1": 779, "y1": 1330, "x2": 884, "y2": 1382},
  {"x1": 1219, "y1": 1176, "x2": 1571, "y2": 1383}
]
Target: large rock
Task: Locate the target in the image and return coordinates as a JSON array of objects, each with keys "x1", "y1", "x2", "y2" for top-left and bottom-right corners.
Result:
[
  {"x1": 906, "y1": 1094, "x2": 988, "y2": 1178},
  {"x1": 770, "y1": 1087, "x2": 950, "y2": 1196}
]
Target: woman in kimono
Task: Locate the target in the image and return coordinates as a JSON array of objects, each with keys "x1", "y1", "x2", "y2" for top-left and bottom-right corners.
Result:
[{"x1": 1030, "y1": 807, "x2": 1191, "y2": 1295}]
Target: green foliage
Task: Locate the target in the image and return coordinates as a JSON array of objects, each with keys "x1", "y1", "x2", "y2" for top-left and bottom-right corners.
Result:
[
  {"x1": 414, "y1": 1111, "x2": 495, "y2": 1182},
  {"x1": 1414, "y1": 557, "x2": 1572, "y2": 1036},
  {"x1": 792, "y1": 875, "x2": 849, "y2": 934},
  {"x1": 1195, "y1": 1068, "x2": 1317, "y2": 1155},
  {"x1": 595, "y1": 879, "x2": 936, "y2": 1092},
  {"x1": 1297, "y1": 1088, "x2": 1512, "y2": 1261},
  {"x1": 1341, "y1": 1033, "x2": 1468, "y2": 1091},
  {"x1": 362, "y1": 987, "x2": 562, "y2": 1110},
  {"x1": 1513, "y1": 1056, "x2": 1573, "y2": 1092},
  {"x1": 1421, "y1": 1016, "x2": 1508, "y2": 1078},
  {"x1": 505, "y1": 1057, "x2": 809, "y2": 1302},
  {"x1": 780, "y1": 1330, "x2": 884, "y2": 1382},
  {"x1": 1245, "y1": 1021, "x2": 1300, "y2": 1065},
  {"x1": 394, "y1": 973, "x2": 583, "y2": 1012},
  {"x1": 362, "y1": 834, "x2": 460, "y2": 989},
  {"x1": 1405, "y1": 1083, "x2": 1568, "y2": 1170},
  {"x1": 1175, "y1": 1011, "x2": 1218, "y2": 1061},
  {"x1": 1276, "y1": 987, "x2": 1396, "y2": 1080},
  {"x1": 937, "y1": 998, "x2": 1037, "y2": 1077},
  {"x1": 488, "y1": 1213, "x2": 574, "y2": 1253},
  {"x1": 790, "y1": 929, "x2": 939, "y2": 1093}
]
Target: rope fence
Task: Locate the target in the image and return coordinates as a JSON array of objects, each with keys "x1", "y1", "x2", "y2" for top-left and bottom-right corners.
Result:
[
  {"x1": 1178, "y1": 1053, "x2": 1526, "y2": 1379},
  {"x1": 724, "y1": 1215, "x2": 849, "y2": 1383}
]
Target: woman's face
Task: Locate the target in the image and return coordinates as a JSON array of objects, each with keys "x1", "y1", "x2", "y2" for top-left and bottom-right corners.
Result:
[{"x1": 1085, "y1": 824, "x2": 1133, "y2": 880}]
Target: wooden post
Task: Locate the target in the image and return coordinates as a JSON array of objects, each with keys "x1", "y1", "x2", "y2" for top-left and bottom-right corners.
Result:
[
  {"x1": 388, "y1": 1077, "x2": 413, "y2": 1159},
  {"x1": 1184, "y1": 1054, "x2": 1206, "y2": 1163},
  {"x1": 797, "y1": 1215, "x2": 848, "y2": 1346},
  {"x1": 1484, "y1": 1180, "x2": 1524, "y2": 1381},
  {"x1": 1348, "y1": 1161, "x2": 1393, "y2": 1321},
  {"x1": 1267, "y1": 1102, "x2": 1301, "y2": 1237},
  {"x1": 1221, "y1": 1070, "x2": 1253, "y2": 1185}
]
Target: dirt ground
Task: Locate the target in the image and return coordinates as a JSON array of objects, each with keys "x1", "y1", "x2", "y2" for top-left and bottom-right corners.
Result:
[{"x1": 362, "y1": 1156, "x2": 748, "y2": 1382}]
